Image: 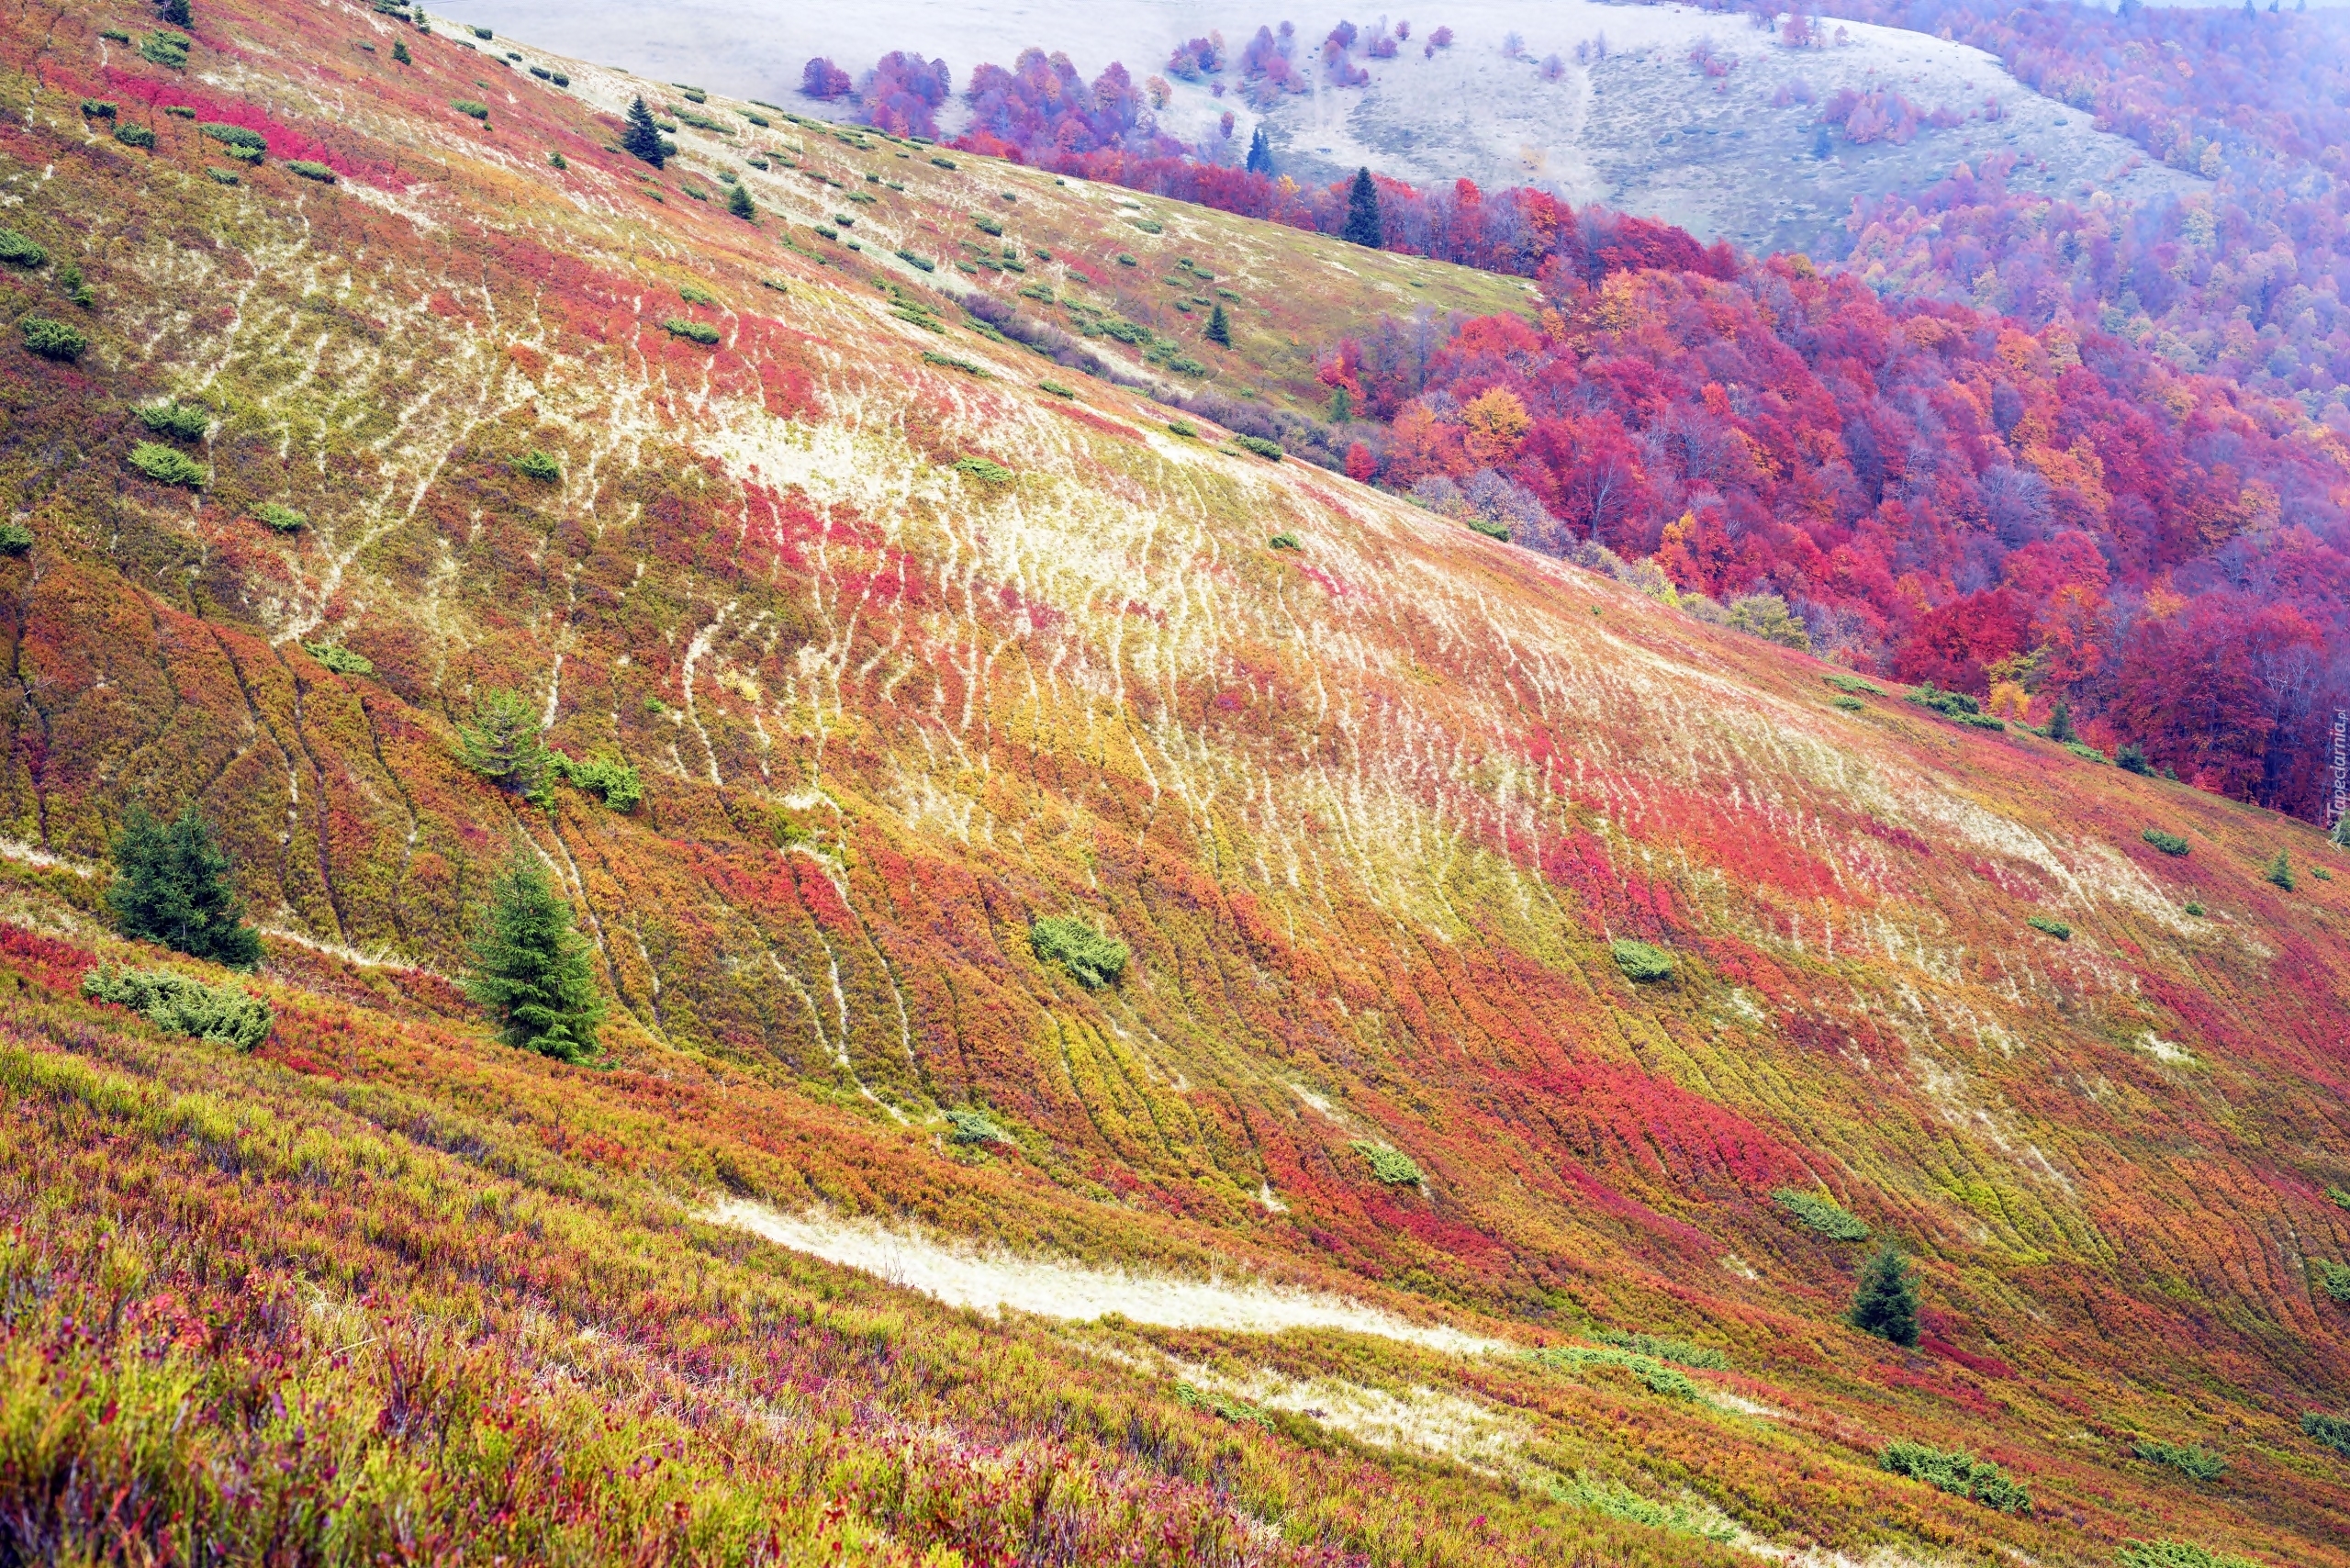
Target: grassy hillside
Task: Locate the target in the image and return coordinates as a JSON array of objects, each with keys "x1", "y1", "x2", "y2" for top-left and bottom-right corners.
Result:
[{"x1": 2, "y1": 1, "x2": 2347, "y2": 1563}]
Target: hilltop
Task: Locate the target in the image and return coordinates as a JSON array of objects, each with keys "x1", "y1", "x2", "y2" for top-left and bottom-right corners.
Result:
[{"x1": 1, "y1": 2, "x2": 2348, "y2": 1565}]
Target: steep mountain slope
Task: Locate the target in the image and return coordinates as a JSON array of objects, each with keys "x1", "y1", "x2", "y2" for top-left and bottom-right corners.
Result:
[{"x1": 4, "y1": 2, "x2": 2350, "y2": 1564}]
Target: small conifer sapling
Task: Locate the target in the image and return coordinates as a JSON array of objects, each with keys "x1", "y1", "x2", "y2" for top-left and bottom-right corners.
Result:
[
  {"x1": 621, "y1": 95, "x2": 666, "y2": 167},
  {"x1": 1847, "y1": 1240, "x2": 1920, "y2": 1347},
  {"x1": 1341, "y1": 167, "x2": 1383, "y2": 248},
  {"x1": 1205, "y1": 300, "x2": 1231, "y2": 346},
  {"x1": 107, "y1": 804, "x2": 263, "y2": 969},
  {"x1": 464, "y1": 856, "x2": 606, "y2": 1062},
  {"x1": 727, "y1": 180, "x2": 755, "y2": 219}
]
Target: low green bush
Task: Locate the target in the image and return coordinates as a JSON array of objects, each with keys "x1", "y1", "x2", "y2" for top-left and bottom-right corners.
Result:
[
  {"x1": 114, "y1": 124, "x2": 156, "y2": 149},
  {"x1": 140, "y1": 29, "x2": 190, "y2": 69},
  {"x1": 549, "y1": 749, "x2": 642, "y2": 812},
  {"x1": 660, "y1": 318, "x2": 722, "y2": 345},
  {"x1": 1167, "y1": 419, "x2": 1198, "y2": 437},
  {"x1": 2132, "y1": 1439, "x2": 2226, "y2": 1482},
  {"x1": 2143, "y1": 828, "x2": 2190, "y2": 857},
  {"x1": 1029, "y1": 915, "x2": 1128, "y2": 988},
  {"x1": 1773, "y1": 1189, "x2": 1870, "y2": 1240},
  {"x1": 452, "y1": 99, "x2": 490, "y2": 119},
  {"x1": 128, "y1": 442, "x2": 205, "y2": 486},
  {"x1": 513, "y1": 449, "x2": 561, "y2": 481},
  {"x1": 207, "y1": 168, "x2": 239, "y2": 185},
  {"x1": 2303, "y1": 1409, "x2": 2350, "y2": 1457},
  {"x1": 952, "y1": 455, "x2": 1014, "y2": 484},
  {"x1": 2118, "y1": 741, "x2": 2155, "y2": 775},
  {"x1": 285, "y1": 160, "x2": 336, "y2": 183},
  {"x1": 2026, "y1": 915, "x2": 2071, "y2": 941},
  {"x1": 972, "y1": 214, "x2": 1004, "y2": 236},
  {"x1": 1115, "y1": 252, "x2": 1137, "y2": 266},
  {"x1": 1349, "y1": 1141, "x2": 1424, "y2": 1185},
  {"x1": 2316, "y1": 1259, "x2": 2350, "y2": 1303},
  {"x1": 303, "y1": 643, "x2": 374, "y2": 676},
  {"x1": 469, "y1": 24, "x2": 492, "y2": 39},
  {"x1": 1038, "y1": 380, "x2": 1074, "y2": 398},
  {"x1": 1879, "y1": 1441, "x2": 2030, "y2": 1513},
  {"x1": 1609, "y1": 938, "x2": 1673, "y2": 982},
  {"x1": 100, "y1": 27, "x2": 130, "y2": 41},
  {"x1": 945, "y1": 1106, "x2": 1010, "y2": 1146},
  {"x1": 82, "y1": 964, "x2": 271, "y2": 1050},
  {"x1": 199, "y1": 123, "x2": 265, "y2": 151},
  {"x1": 255, "y1": 503, "x2": 306, "y2": 532},
  {"x1": 1268, "y1": 532, "x2": 1302, "y2": 551},
  {"x1": 2265, "y1": 850, "x2": 2295, "y2": 890},
  {"x1": 1233, "y1": 434, "x2": 1282, "y2": 460},
  {"x1": 22, "y1": 317, "x2": 88, "y2": 361},
  {"x1": 1468, "y1": 516, "x2": 1509, "y2": 542},
  {"x1": 895, "y1": 249, "x2": 935, "y2": 271},
  {"x1": 2114, "y1": 1544, "x2": 2258, "y2": 1568},
  {"x1": 1906, "y1": 680, "x2": 1984, "y2": 718},
  {"x1": 677, "y1": 284, "x2": 719, "y2": 305},
  {"x1": 1830, "y1": 695, "x2": 1864, "y2": 711},
  {"x1": 222, "y1": 143, "x2": 263, "y2": 164},
  {"x1": 1594, "y1": 1330, "x2": 1731, "y2": 1370},
  {"x1": 2184, "y1": 900, "x2": 2205, "y2": 916},
  {"x1": 137, "y1": 400, "x2": 209, "y2": 440},
  {"x1": 0, "y1": 521, "x2": 33, "y2": 555},
  {"x1": 1172, "y1": 1383, "x2": 1270, "y2": 1428},
  {"x1": 162, "y1": 106, "x2": 195, "y2": 118},
  {"x1": 0, "y1": 229, "x2": 45, "y2": 268},
  {"x1": 923, "y1": 351, "x2": 986, "y2": 376},
  {"x1": 929, "y1": 155, "x2": 957, "y2": 169},
  {"x1": 82, "y1": 99, "x2": 118, "y2": 118},
  {"x1": 2062, "y1": 740, "x2": 2109, "y2": 762}
]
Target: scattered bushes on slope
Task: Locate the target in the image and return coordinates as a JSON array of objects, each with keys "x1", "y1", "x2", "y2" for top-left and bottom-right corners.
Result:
[
  {"x1": 1879, "y1": 1442, "x2": 2031, "y2": 1513},
  {"x1": 1028, "y1": 915, "x2": 1128, "y2": 988},
  {"x1": 1774, "y1": 1189, "x2": 1870, "y2": 1240},
  {"x1": 81, "y1": 965, "x2": 273, "y2": 1049}
]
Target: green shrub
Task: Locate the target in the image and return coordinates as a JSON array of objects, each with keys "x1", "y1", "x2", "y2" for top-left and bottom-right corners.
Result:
[
  {"x1": 677, "y1": 283, "x2": 719, "y2": 306},
  {"x1": 2118, "y1": 741, "x2": 2155, "y2": 775},
  {"x1": 1172, "y1": 1383, "x2": 1270, "y2": 1427},
  {"x1": 1726, "y1": 592, "x2": 1811, "y2": 648},
  {"x1": 2329, "y1": 1186, "x2": 2350, "y2": 1211},
  {"x1": 952, "y1": 455, "x2": 1014, "y2": 484},
  {"x1": 1164, "y1": 419, "x2": 1198, "y2": 437},
  {"x1": 2132, "y1": 1439, "x2": 2226, "y2": 1482},
  {"x1": 113, "y1": 123, "x2": 156, "y2": 149},
  {"x1": 100, "y1": 28, "x2": 130, "y2": 41},
  {"x1": 199, "y1": 123, "x2": 266, "y2": 151},
  {"x1": 2303, "y1": 1409, "x2": 2350, "y2": 1457},
  {"x1": 929, "y1": 155, "x2": 957, "y2": 169},
  {"x1": 2143, "y1": 828, "x2": 2190, "y2": 857},
  {"x1": 548, "y1": 749, "x2": 643, "y2": 812},
  {"x1": 923, "y1": 351, "x2": 986, "y2": 376},
  {"x1": 1115, "y1": 252, "x2": 1137, "y2": 266},
  {"x1": 1349, "y1": 1141, "x2": 1424, "y2": 1185},
  {"x1": 2062, "y1": 741, "x2": 2109, "y2": 763},
  {"x1": 21, "y1": 317, "x2": 86, "y2": 361},
  {"x1": 128, "y1": 442, "x2": 205, "y2": 486},
  {"x1": 1467, "y1": 516, "x2": 1510, "y2": 542},
  {"x1": 1905, "y1": 680, "x2": 1980, "y2": 717},
  {"x1": 1773, "y1": 1189, "x2": 1870, "y2": 1240},
  {"x1": 1233, "y1": 434, "x2": 1283, "y2": 460},
  {"x1": 0, "y1": 229, "x2": 47, "y2": 267},
  {"x1": 2184, "y1": 900, "x2": 2205, "y2": 916},
  {"x1": 972, "y1": 214, "x2": 1003, "y2": 236},
  {"x1": 453, "y1": 99, "x2": 490, "y2": 119},
  {"x1": 945, "y1": 1106, "x2": 1010, "y2": 1146},
  {"x1": 1848, "y1": 1241, "x2": 1919, "y2": 1346},
  {"x1": 207, "y1": 167, "x2": 239, "y2": 185},
  {"x1": 82, "y1": 99, "x2": 118, "y2": 118},
  {"x1": 1029, "y1": 915, "x2": 1128, "y2": 988},
  {"x1": 0, "y1": 521, "x2": 33, "y2": 555},
  {"x1": 136, "y1": 400, "x2": 209, "y2": 440},
  {"x1": 255, "y1": 503, "x2": 306, "y2": 532},
  {"x1": 1830, "y1": 695, "x2": 1864, "y2": 711},
  {"x1": 1543, "y1": 1473, "x2": 1737, "y2": 1544},
  {"x1": 513, "y1": 449, "x2": 561, "y2": 481},
  {"x1": 2265, "y1": 850, "x2": 2295, "y2": 890},
  {"x1": 1594, "y1": 1330, "x2": 1730, "y2": 1371},
  {"x1": 2026, "y1": 915, "x2": 2071, "y2": 941},
  {"x1": 2316, "y1": 1259, "x2": 2350, "y2": 1304},
  {"x1": 1038, "y1": 380, "x2": 1074, "y2": 398},
  {"x1": 1609, "y1": 938, "x2": 1673, "y2": 982},
  {"x1": 2314, "y1": 866, "x2": 2333, "y2": 880},
  {"x1": 163, "y1": 106, "x2": 196, "y2": 118},
  {"x1": 660, "y1": 318, "x2": 722, "y2": 344},
  {"x1": 1956, "y1": 711, "x2": 2007, "y2": 731},
  {"x1": 285, "y1": 160, "x2": 336, "y2": 183},
  {"x1": 1268, "y1": 532, "x2": 1302, "y2": 551},
  {"x1": 140, "y1": 29, "x2": 191, "y2": 68},
  {"x1": 82, "y1": 965, "x2": 272, "y2": 1050},
  {"x1": 1879, "y1": 1441, "x2": 2030, "y2": 1512},
  {"x1": 222, "y1": 142, "x2": 263, "y2": 164},
  {"x1": 303, "y1": 642, "x2": 374, "y2": 677},
  {"x1": 455, "y1": 689, "x2": 549, "y2": 795},
  {"x1": 2114, "y1": 1544, "x2": 2258, "y2": 1568}
]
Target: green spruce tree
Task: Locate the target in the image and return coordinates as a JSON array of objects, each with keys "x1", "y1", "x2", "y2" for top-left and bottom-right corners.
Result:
[
  {"x1": 456, "y1": 688, "x2": 550, "y2": 796},
  {"x1": 2266, "y1": 848, "x2": 2296, "y2": 890},
  {"x1": 160, "y1": 0, "x2": 192, "y2": 26},
  {"x1": 1245, "y1": 126, "x2": 1274, "y2": 175},
  {"x1": 621, "y1": 95, "x2": 666, "y2": 167},
  {"x1": 1847, "y1": 1240, "x2": 1920, "y2": 1347},
  {"x1": 1204, "y1": 300, "x2": 1231, "y2": 346},
  {"x1": 1341, "y1": 166, "x2": 1382, "y2": 248},
  {"x1": 727, "y1": 180, "x2": 755, "y2": 219},
  {"x1": 465, "y1": 855, "x2": 606, "y2": 1062},
  {"x1": 392, "y1": 38, "x2": 410, "y2": 63},
  {"x1": 2046, "y1": 700, "x2": 2076, "y2": 744},
  {"x1": 107, "y1": 804, "x2": 262, "y2": 969},
  {"x1": 1328, "y1": 384, "x2": 1353, "y2": 422}
]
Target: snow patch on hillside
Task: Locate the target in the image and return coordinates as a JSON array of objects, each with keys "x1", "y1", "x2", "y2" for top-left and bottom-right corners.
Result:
[{"x1": 707, "y1": 1198, "x2": 1505, "y2": 1353}]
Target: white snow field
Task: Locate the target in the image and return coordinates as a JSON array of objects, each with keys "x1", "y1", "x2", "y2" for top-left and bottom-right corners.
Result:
[
  {"x1": 706, "y1": 1198, "x2": 1506, "y2": 1354},
  {"x1": 456, "y1": 0, "x2": 2194, "y2": 256}
]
